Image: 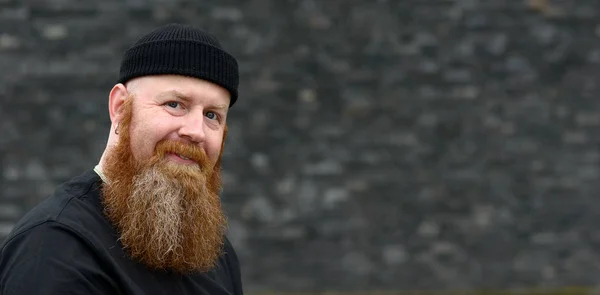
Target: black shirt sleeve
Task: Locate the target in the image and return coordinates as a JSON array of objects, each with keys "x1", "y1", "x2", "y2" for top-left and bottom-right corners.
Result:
[
  {"x1": 0, "y1": 221, "x2": 119, "y2": 295},
  {"x1": 223, "y1": 238, "x2": 244, "y2": 295}
]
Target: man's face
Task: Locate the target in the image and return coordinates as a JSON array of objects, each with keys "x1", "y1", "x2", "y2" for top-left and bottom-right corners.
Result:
[
  {"x1": 100, "y1": 75, "x2": 231, "y2": 274},
  {"x1": 126, "y1": 75, "x2": 229, "y2": 166}
]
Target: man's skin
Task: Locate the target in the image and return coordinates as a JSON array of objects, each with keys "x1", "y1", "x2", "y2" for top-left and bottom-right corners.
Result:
[{"x1": 101, "y1": 74, "x2": 229, "y2": 168}]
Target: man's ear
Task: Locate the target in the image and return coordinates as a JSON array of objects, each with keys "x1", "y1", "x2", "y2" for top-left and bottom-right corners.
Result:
[{"x1": 108, "y1": 83, "x2": 129, "y2": 124}]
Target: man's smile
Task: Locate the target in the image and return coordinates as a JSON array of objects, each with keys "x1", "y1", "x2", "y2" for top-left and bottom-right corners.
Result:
[{"x1": 166, "y1": 152, "x2": 198, "y2": 165}]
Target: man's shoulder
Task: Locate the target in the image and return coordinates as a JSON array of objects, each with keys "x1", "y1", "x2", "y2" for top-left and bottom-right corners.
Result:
[
  {"x1": 212, "y1": 236, "x2": 243, "y2": 293},
  {"x1": 222, "y1": 236, "x2": 240, "y2": 262},
  {"x1": 0, "y1": 218, "x2": 119, "y2": 294},
  {"x1": 3, "y1": 169, "x2": 106, "y2": 246}
]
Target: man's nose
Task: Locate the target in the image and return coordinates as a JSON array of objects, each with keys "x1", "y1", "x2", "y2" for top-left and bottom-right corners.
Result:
[{"x1": 177, "y1": 115, "x2": 206, "y2": 144}]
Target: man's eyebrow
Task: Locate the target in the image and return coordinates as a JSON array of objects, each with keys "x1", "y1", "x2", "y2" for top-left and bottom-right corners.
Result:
[
  {"x1": 210, "y1": 104, "x2": 229, "y2": 110},
  {"x1": 156, "y1": 90, "x2": 229, "y2": 110},
  {"x1": 156, "y1": 90, "x2": 191, "y2": 101}
]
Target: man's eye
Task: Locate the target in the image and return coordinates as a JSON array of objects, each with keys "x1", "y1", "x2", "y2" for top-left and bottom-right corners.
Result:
[
  {"x1": 166, "y1": 101, "x2": 179, "y2": 108},
  {"x1": 206, "y1": 111, "x2": 218, "y2": 120}
]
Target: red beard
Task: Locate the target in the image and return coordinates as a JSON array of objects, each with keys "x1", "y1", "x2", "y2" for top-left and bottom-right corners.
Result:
[{"x1": 100, "y1": 96, "x2": 228, "y2": 273}]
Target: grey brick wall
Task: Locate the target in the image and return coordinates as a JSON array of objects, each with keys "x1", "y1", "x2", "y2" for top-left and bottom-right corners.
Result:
[{"x1": 2, "y1": 0, "x2": 600, "y2": 293}]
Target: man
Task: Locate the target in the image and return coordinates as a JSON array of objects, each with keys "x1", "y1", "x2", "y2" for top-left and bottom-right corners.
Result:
[{"x1": 0, "y1": 23, "x2": 243, "y2": 294}]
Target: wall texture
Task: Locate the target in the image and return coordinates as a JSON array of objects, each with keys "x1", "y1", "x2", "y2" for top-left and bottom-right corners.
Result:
[{"x1": 2, "y1": 0, "x2": 600, "y2": 293}]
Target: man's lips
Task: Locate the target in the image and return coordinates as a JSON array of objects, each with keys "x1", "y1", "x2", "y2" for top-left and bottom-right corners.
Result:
[{"x1": 166, "y1": 152, "x2": 198, "y2": 165}]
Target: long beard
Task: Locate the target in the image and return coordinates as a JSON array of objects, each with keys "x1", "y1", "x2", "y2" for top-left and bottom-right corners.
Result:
[{"x1": 100, "y1": 97, "x2": 227, "y2": 274}]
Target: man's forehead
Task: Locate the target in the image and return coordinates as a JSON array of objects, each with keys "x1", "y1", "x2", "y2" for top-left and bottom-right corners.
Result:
[{"x1": 125, "y1": 76, "x2": 231, "y2": 108}]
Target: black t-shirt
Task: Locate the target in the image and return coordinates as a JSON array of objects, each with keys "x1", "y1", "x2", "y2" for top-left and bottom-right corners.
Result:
[{"x1": 0, "y1": 170, "x2": 243, "y2": 295}]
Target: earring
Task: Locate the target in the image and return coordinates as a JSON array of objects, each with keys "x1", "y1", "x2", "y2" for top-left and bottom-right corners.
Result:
[{"x1": 115, "y1": 123, "x2": 120, "y2": 135}]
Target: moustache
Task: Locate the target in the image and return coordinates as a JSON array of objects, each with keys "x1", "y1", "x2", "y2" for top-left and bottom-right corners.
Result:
[{"x1": 154, "y1": 140, "x2": 210, "y2": 167}]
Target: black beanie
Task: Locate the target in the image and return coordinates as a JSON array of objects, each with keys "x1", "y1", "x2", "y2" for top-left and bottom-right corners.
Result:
[{"x1": 118, "y1": 23, "x2": 239, "y2": 107}]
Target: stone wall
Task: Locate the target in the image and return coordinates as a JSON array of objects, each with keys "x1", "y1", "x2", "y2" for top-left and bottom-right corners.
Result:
[{"x1": 2, "y1": 0, "x2": 600, "y2": 293}]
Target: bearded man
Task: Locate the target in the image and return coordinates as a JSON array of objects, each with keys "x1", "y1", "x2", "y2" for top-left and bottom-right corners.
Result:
[{"x1": 0, "y1": 23, "x2": 243, "y2": 295}]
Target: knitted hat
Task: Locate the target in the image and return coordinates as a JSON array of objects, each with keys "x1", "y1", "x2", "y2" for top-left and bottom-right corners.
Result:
[{"x1": 118, "y1": 23, "x2": 239, "y2": 107}]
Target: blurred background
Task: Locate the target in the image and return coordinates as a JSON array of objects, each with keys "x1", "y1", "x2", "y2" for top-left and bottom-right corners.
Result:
[{"x1": 2, "y1": 0, "x2": 600, "y2": 294}]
